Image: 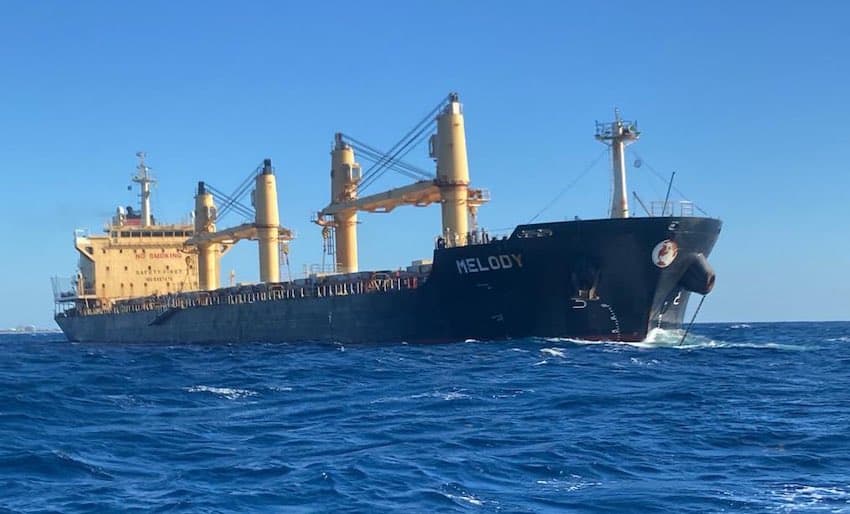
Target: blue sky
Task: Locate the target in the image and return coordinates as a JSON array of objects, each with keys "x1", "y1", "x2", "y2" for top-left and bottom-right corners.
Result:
[{"x1": 1, "y1": 1, "x2": 848, "y2": 327}]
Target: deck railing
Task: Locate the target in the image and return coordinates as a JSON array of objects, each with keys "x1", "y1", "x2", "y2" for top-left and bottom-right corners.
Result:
[{"x1": 63, "y1": 271, "x2": 425, "y2": 317}]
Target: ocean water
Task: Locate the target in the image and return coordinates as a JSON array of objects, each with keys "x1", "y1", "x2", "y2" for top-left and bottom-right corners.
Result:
[{"x1": 1, "y1": 322, "x2": 848, "y2": 513}]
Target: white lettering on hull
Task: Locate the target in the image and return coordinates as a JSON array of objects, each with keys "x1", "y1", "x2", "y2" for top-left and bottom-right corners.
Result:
[{"x1": 456, "y1": 254, "x2": 524, "y2": 274}]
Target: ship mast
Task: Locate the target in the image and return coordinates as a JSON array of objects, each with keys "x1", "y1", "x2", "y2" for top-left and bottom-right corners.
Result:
[
  {"x1": 329, "y1": 133, "x2": 361, "y2": 273},
  {"x1": 254, "y1": 158, "x2": 281, "y2": 283},
  {"x1": 131, "y1": 151, "x2": 156, "y2": 227},
  {"x1": 595, "y1": 110, "x2": 640, "y2": 219},
  {"x1": 435, "y1": 92, "x2": 472, "y2": 245}
]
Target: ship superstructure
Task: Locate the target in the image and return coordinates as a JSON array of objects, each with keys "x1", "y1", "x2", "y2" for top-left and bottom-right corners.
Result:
[
  {"x1": 56, "y1": 154, "x2": 202, "y2": 311},
  {"x1": 54, "y1": 93, "x2": 720, "y2": 344}
]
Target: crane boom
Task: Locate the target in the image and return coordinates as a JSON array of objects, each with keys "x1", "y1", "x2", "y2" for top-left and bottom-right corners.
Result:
[
  {"x1": 319, "y1": 180, "x2": 439, "y2": 216},
  {"x1": 186, "y1": 223, "x2": 294, "y2": 246},
  {"x1": 318, "y1": 180, "x2": 488, "y2": 217}
]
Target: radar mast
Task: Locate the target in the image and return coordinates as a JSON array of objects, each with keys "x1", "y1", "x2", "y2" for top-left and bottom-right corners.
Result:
[
  {"x1": 595, "y1": 110, "x2": 640, "y2": 219},
  {"x1": 131, "y1": 151, "x2": 156, "y2": 227}
]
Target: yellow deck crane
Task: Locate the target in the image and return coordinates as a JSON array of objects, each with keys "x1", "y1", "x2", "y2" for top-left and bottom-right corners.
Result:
[
  {"x1": 314, "y1": 93, "x2": 489, "y2": 274},
  {"x1": 186, "y1": 158, "x2": 294, "y2": 290}
]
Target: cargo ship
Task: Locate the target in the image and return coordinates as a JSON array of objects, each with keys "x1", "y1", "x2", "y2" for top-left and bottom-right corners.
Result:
[{"x1": 53, "y1": 94, "x2": 721, "y2": 343}]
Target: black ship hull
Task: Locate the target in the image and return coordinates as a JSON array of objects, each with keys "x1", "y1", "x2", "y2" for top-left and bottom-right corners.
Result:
[{"x1": 56, "y1": 216, "x2": 721, "y2": 344}]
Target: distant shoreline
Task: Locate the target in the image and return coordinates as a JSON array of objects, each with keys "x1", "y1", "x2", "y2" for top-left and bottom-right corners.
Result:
[{"x1": 0, "y1": 328, "x2": 62, "y2": 335}]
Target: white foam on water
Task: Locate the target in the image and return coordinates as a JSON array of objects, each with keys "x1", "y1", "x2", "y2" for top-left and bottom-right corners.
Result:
[
  {"x1": 533, "y1": 329, "x2": 805, "y2": 351},
  {"x1": 441, "y1": 391, "x2": 469, "y2": 401},
  {"x1": 186, "y1": 385, "x2": 257, "y2": 400},
  {"x1": 629, "y1": 356, "x2": 660, "y2": 367},
  {"x1": 540, "y1": 347, "x2": 567, "y2": 358},
  {"x1": 368, "y1": 395, "x2": 403, "y2": 405},
  {"x1": 827, "y1": 336, "x2": 850, "y2": 343},
  {"x1": 772, "y1": 483, "x2": 850, "y2": 512},
  {"x1": 536, "y1": 475, "x2": 602, "y2": 492},
  {"x1": 638, "y1": 327, "x2": 711, "y2": 348},
  {"x1": 537, "y1": 331, "x2": 688, "y2": 349},
  {"x1": 643, "y1": 328, "x2": 810, "y2": 351},
  {"x1": 446, "y1": 493, "x2": 483, "y2": 506},
  {"x1": 492, "y1": 388, "x2": 533, "y2": 399},
  {"x1": 542, "y1": 336, "x2": 597, "y2": 345},
  {"x1": 402, "y1": 389, "x2": 470, "y2": 401}
]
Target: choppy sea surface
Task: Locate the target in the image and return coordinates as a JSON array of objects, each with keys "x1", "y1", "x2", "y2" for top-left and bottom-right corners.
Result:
[{"x1": 1, "y1": 322, "x2": 849, "y2": 513}]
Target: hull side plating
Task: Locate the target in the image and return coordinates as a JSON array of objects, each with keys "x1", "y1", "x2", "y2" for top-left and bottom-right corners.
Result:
[{"x1": 56, "y1": 217, "x2": 721, "y2": 344}]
